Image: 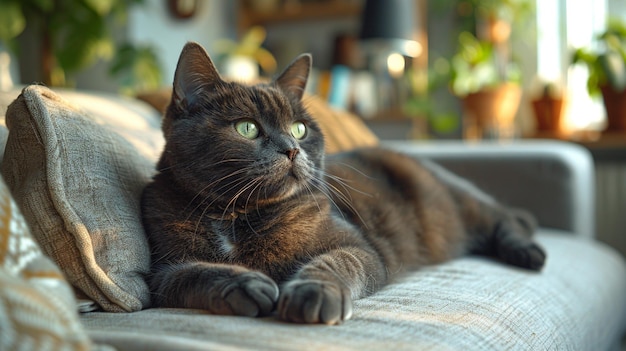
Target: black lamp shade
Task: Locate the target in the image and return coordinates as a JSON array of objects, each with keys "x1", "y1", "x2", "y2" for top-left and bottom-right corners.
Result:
[{"x1": 360, "y1": 0, "x2": 416, "y2": 42}]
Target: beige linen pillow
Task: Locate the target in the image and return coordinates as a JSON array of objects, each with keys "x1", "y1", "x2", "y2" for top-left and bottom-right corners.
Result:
[
  {"x1": 302, "y1": 94, "x2": 379, "y2": 154},
  {"x1": 0, "y1": 175, "x2": 110, "y2": 350},
  {"x1": 1, "y1": 85, "x2": 156, "y2": 312}
]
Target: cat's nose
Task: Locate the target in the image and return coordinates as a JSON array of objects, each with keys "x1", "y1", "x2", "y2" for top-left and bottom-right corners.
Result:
[{"x1": 285, "y1": 148, "x2": 299, "y2": 161}]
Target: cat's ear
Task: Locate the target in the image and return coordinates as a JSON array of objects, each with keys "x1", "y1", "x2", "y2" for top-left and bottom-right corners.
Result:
[
  {"x1": 172, "y1": 42, "x2": 222, "y2": 109},
  {"x1": 274, "y1": 53, "x2": 311, "y2": 100}
]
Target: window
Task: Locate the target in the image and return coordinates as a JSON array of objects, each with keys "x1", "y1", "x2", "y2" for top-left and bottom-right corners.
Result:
[{"x1": 536, "y1": 0, "x2": 626, "y2": 132}]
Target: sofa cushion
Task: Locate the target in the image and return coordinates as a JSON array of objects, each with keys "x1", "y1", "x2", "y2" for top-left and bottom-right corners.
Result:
[
  {"x1": 80, "y1": 230, "x2": 626, "y2": 351},
  {"x1": 0, "y1": 174, "x2": 102, "y2": 351},
  {"x1": 304, "y1": 94, "x2": 379, "y2": 153},
  {"x1": 0, "y1": 85, "x2": 163, "y2": 313}
]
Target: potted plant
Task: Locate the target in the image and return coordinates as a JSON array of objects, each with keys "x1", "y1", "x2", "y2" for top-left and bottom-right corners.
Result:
[
  {"x1": 0, "y1": 0, "x2": 162, "y2": 93},
  {"x1": 450, "y1": 31, "x2": 522, "y2": 139},
  {"x1": 213, "y1": 26, "x2": 277, "y2": 82},
  {"x1": 572, "y1": 18, "x2": 626, "y2": 131},
  {"x1": 446, "y1": 0, "x2": 533, "y2": 139},
  {"x1": 531, "y1": 83, "x2": 566, "y2": 136}
]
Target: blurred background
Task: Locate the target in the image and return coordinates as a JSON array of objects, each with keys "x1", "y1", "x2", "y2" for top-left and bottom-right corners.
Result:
[
  {"x1": 0, "y1": 0, "x2": 625, "y2": 255},
  {"x1": 0, "y1": 0, "x2": 624, "y2": 141}
]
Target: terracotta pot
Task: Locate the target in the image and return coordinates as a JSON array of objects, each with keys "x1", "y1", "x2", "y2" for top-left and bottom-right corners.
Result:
[
  {"x1": 462, "y1": 83, "x2": 522, "y2": 139},
  {"x1": 532, "y1": 96, "x2": 565, "y2": 132},
  {"x1": 600, "y1": 85, "x2": 626, "y2": 131},
  {"x1": 485, "y1": 17, "x2": 511, "y2": 45}
]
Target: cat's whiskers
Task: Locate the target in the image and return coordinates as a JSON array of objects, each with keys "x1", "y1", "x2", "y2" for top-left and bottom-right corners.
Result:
[
  {"x1": 183, "y1": 167, "x2": 254, "y2": 223},
  {"x1": 304, "y1": 174, "x2": 350, "y2": 221},
  {"x1": 301, "y1": 182, "x2": 323, "y2": 215},
  {"x1": 242, "y1": 179, "x2": 267, "y2": 237},
  {"x1": 190, "y1": 176, "x2": 261, "y2": 255},
  {"x1": 327, "y1": 161, "x2": 378, "y2": 181},
  {"x1": 190, "y1": 176, "x2": 254, "y2": 236},
  {"x1": 253, "y1": 177, "x2": 267, "y2": 221},
  {"x1": 313, "y1": 172, "x2": 370, "y2": 230},
  {"x1": 201, "y1": 176, "x2": 251, "y2": 216},
  {"x1": 313, "y1": 182, "x2": 354, "y2": 224},
  {"x1": 150, "y1": 247, "x2": 179, "y2": 266},
  {"x1": 213, "y1": 158, "x2": 256, "y2": 165},
  {"x1": 323, "y1": 171, "x2": 374, "y2": 199},
  {"x1": 222, "y1": 177, "x2": 264, "y2": 220}
]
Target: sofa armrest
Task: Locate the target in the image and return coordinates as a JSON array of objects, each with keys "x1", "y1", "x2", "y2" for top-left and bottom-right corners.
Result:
[{"x1": 383, "y1": 140, "x2": 595, "y2": 238}]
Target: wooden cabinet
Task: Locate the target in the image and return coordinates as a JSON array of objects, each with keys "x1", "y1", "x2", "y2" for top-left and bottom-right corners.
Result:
[{"x1": 238, "y1": 0, "x2": 363, "y2": 33}]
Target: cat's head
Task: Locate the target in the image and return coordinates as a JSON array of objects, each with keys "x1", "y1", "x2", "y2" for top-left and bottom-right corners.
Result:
[{"x1": 161, "y1": 42, "x2": 325, "y2": 209}]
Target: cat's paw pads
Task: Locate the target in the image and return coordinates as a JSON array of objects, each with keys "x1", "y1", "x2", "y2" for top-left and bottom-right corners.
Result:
[
  {"x1": 211, "y1": 272, "x2": 279, "y2": 317},
  {"x1": 500, "y1": 242, "x2": 546, "y2": 271},
  {"x1": 278, "y1": 280, "x2": 352, "y2": 325}
]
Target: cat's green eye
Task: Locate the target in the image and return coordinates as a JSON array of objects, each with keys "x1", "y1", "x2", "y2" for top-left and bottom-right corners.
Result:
[
  {"x1": 235, "y1": 120, "x2": 259, "y2": 139},
  {"x1": 290, "y1": 121, "x2": 307, "y2": 140}
]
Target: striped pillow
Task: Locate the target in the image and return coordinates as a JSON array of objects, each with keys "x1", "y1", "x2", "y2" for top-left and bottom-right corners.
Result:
[{"x1": 0, "y1": 175, "x2": 96, "y2": 350}]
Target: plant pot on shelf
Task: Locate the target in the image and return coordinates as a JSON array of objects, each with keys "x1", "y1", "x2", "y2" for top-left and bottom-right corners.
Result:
[
  {"x1": 461, "y1": 83, "x2": 522, "y2": 140},
  {"x1": 531, "y1": 95, "x2": 566, "y2": 136},
  {"x1": 600, "y1": 85, "x2": 626, "y2": 131}
]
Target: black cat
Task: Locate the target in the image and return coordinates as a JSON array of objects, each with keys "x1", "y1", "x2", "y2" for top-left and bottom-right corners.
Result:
[{"x1": 141, "y1": 42, "x2": 545, "y2": 325}]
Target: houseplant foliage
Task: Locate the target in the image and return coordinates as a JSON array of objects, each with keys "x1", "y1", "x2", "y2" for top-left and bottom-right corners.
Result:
[
  {"x1": 436, "y1": 0, "x2": 531, "y2": 96},
  {"x1": 109, "y1": 43, "x2": 162, "y2": 95},
  {"x1": 0, "y1": 0, "x2": 162, "y2": 92},
  {"x1": 572, "y1": 18, "x2": 626, "y2": 96},
  {"x1": 449, "y1": 31, "x2": 521, "y2": 96},
  {"x1": 214, "y1": 26, "x2": 277, "y2": 73},
  {"x1": 467, "y1": 0, "x2": 534, "y2": 26},
  {"x1": 444, "y1": 0, "x2": 533, "y2": 139},
  {"x1": 572, "y1": 18, "x2": 626, "y2": 131}
]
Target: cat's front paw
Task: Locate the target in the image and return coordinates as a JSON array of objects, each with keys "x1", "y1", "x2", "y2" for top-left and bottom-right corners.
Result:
[
  {"x1": 278, "y1": 279, "x2": 352, "y2": 325},
  {"x1": 209, "y1": 271, "x2": 279, "y2": 317}
]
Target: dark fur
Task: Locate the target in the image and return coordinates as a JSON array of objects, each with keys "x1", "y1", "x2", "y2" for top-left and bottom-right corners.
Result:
[{"x1": 141, "y1": 42, "x2": 546, "y2": 325}]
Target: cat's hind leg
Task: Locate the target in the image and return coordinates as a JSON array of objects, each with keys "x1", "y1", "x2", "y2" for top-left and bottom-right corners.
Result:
[
  {"x1": 490, "y1": 209, "x2": 546, "y2": 270},
  {"x1": 420, "y1": 159, "x2": 546, "y2": 271}
]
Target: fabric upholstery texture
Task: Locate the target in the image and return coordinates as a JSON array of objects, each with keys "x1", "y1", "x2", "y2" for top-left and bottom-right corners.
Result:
[
  {"x1": 80, "y1": 231, "x2": 626, "y2": 351},
  {"x1": 0, "y1": 85, "x2": 159, "y2": 313},
  {"x1": 387, "y1": 141, "x2": 595, "y2": 236},
  {"x1": 0, "y1": 173, "x2": 106, "y2": 351}
]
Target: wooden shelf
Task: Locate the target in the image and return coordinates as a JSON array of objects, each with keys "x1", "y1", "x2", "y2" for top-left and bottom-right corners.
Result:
[
  {"x1": 239, "y1": 1, "x2": 361, "y2": 30},
  {"x1": 532, "y1": 130, "x2": 626, "y2": 161}
]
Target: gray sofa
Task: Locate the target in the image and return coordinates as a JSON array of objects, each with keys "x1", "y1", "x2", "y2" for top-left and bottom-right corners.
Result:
[{"x1": 0, "y1": 86, "x2": 625, "y2": 350}]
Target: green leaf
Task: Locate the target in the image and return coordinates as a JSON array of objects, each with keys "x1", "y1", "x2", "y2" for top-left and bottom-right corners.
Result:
[
  {"x1": 109, "y1": 43, "x2": 163, "y2": 94},
  {"x1": 82, "y1": 0, "x2": 115, "y2": 16},
  {"x1": 31, "y1": 0, "x2": 54, "y2": 12},
  {"x1": 431, "y1": 113, "x2": 460, "y2": 134},
  {"x1": 55, "y1": 10, "x2": 111, "y2": 73},
  {"x1": 0, "y1": 2, "x2": 26, "y2": 41},
  {"x1": 600, "y1": 51, "x2": 626, "y2": 91}
]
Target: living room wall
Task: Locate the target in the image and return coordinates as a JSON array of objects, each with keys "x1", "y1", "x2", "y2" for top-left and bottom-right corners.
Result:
[
  {"x1": 73, "y1": 1, "x2": 236, "y2": 92},
  {"x1": 125, "y1": 1, "x2": 237, "y2": 89}
]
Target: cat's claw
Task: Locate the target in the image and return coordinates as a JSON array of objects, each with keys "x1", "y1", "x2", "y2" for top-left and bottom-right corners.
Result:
[
  {"x1": 278, "y1": 279, "x2": 352, "y2": 325},
  {"x1": 210, "y1": 272, "x2": 279, "y2": 317}
]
